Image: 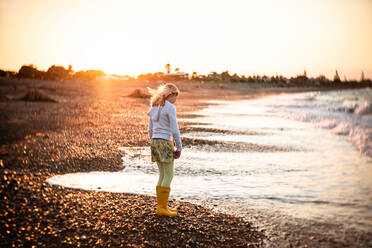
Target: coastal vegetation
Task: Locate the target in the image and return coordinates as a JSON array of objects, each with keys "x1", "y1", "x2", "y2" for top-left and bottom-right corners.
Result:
[{"x1": 0, "y1": 64, "x2": 371, "y2": 88}]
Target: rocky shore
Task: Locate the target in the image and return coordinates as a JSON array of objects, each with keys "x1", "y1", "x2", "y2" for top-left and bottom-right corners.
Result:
[
  {"x1": 0, "y1": 78, "x2": 270, "y2": 248},
  {"x1": 1, "y1": 78, "x2": 371, "y2": 247}
]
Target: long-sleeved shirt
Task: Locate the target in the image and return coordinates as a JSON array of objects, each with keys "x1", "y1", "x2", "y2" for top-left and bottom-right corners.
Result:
[{"x1": 148, "y1": 100, "x2": 182, "y2": 152}]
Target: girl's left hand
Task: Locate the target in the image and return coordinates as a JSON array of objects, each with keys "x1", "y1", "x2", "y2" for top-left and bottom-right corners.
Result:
[{"x1": 174, "y1": 151, "x2": 181, "y2": 159}]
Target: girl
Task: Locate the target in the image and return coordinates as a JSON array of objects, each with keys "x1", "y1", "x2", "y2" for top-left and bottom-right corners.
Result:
[{"x1": 147, "y1": 83, "x2": 182, "y2": 217}]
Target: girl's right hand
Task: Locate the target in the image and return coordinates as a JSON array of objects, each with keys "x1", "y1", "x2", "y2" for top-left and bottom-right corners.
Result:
[{"x1": 174, "y1": 151, "x2": 181, "y2": 159}]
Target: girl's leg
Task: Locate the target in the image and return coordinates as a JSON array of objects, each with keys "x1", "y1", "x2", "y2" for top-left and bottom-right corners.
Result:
[
  {"x1": 156, "y1": 162, "x2": 165, "y2": 186},
  {"x1": 156, "y1": 160, "x2": 177, "y2": 216},
  {"x1": 160, "y1": 160, "x2": 174, "y2": 187}
]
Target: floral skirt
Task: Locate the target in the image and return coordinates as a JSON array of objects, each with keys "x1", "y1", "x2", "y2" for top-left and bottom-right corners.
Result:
[{"x1": 151, "y1": 139, "x2": 174, "y2": 163}]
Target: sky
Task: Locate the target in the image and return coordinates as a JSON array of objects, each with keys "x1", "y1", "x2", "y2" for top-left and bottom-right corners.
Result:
[{"x1": 0, "y1": 0, "x2": 371, "y2": 79}]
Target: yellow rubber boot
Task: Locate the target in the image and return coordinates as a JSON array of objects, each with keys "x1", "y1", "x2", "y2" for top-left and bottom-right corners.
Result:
[
  {"x1": 155, "y1": 187, "x2": 177, "y2": 216},
  {"x1": 156, "y1": 186, "x2": 178, "y2": 214}
]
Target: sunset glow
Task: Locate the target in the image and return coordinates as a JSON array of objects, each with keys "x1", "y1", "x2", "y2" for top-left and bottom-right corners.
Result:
[{"x1": 1, "y1": 0, "x2": 371, "y2": 79}]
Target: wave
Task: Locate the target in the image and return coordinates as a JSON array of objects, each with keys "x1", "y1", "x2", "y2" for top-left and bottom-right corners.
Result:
[
  {"x1": 355, "y1": 102, "x2": 372, "y2": 115},
  {"x1": 267, "y1": 89, "x2": 372, "y2": 158}
]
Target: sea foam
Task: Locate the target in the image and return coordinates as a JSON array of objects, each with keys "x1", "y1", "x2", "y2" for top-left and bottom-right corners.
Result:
[{"x1": 266, "y1": 88, "x2": 372, "y2": 158}]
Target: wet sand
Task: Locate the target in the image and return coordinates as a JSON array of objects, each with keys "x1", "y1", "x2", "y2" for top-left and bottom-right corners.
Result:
[{"x1": 1, "y1": 77, "x2": 371, "y2": 247}]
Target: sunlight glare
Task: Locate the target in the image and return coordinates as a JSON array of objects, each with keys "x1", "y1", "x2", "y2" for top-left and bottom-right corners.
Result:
[{"x1": 0, "y1": 0, "x2": 371, "y2": 78}]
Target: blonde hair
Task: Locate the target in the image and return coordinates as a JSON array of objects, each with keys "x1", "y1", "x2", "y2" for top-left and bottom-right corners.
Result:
[{"x1": 147, "y1": 83, "x2": 180, "y2": 107}]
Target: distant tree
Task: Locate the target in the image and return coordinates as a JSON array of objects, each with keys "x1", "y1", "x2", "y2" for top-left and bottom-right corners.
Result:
[
  {"x1": 18, "y1": 64, "x2": 36, "y2": 79},
  {"x1": 165, "y1": 64, "x2": 171, "y2": 74},
  {"x1": 207, "y1": 71, "x2": 219, "y2": 80},
  {"x1": 246, "y1": 75, "x2": 254, "y2": 83},
  {"x1": 0, "y1": 70, "x2": 6, "y2": 77},
  {"x1": 316, "y1": 75, "x2": 328, "y2": 83},
  {"x1": 46, "y1": 65, "x2": 69, "y2": 80},
  {"x1": 209, "y1": 71, "x2": 217, "y2": 77},
  {"x1": 174, "y1": 68, "x2": 180, "y2": 73},
  {"x1": 4, "y1": 71, "x2": 16, "y2": 78},
  {"x1": 73, "y1": 71, "x2": 89, "y2": 80},
  {"x1": 17, "y1": 64, "x2": 45, "y2": 79},
  {"x1": 289, "y1": 73, "x2": 308, "y2": 85},
  {"x1": 221, "y1": 71, "x2": 230, "y2": 81},
  {"x1": 361, "y1": 71, "x2": 365, "y2": 82},
  {"x1": 191, "y1": 72, "x2": 198, "y2": 79},
  {"x1": 35, "y1": 70, "x2": 46, "y2": 80},
  {"x1": 231, "y1": 73, "x2": 241, "y2": 82},
  {"x1": 333, "y1": 70, "x2": 341, "y2": 83}
]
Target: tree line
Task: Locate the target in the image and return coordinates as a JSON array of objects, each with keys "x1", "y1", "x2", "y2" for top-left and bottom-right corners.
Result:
[
  {"x1": 0, "y1": 64, "x2": 105, "y2": 81},
  {"x1": 0, "y1": 64, "x2": 371, "y2": 87}
]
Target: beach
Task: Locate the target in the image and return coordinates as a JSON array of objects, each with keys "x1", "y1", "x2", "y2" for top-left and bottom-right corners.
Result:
[{"x1": 1, "y1": 78, "x2": 371, "y2": 247}]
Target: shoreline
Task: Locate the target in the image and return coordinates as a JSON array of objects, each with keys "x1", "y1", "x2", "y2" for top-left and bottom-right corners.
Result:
[
  {"x1": 185, "y1": 95, "x2": 372, "y2": 247},
  {"x1": 49, "y1": 93, "x2": 372, "y2": 248},
  {"x1": 1, "y1": 78, "x2": 371, "y2": 247}
]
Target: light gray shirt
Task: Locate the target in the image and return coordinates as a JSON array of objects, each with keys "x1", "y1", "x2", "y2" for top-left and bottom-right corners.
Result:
[{"x1": 148, "y1": 100, "x2": 182, "y2": 152}]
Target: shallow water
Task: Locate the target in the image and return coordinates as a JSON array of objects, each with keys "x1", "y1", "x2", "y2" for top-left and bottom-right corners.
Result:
[{"x1": 47, "y1": 89, "x2": 372, "y2": 231}]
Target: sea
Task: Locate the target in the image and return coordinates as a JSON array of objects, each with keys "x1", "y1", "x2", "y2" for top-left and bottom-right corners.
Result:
[{"x1": 47, "y1": 87, "x2": 372, "y2": 231}]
